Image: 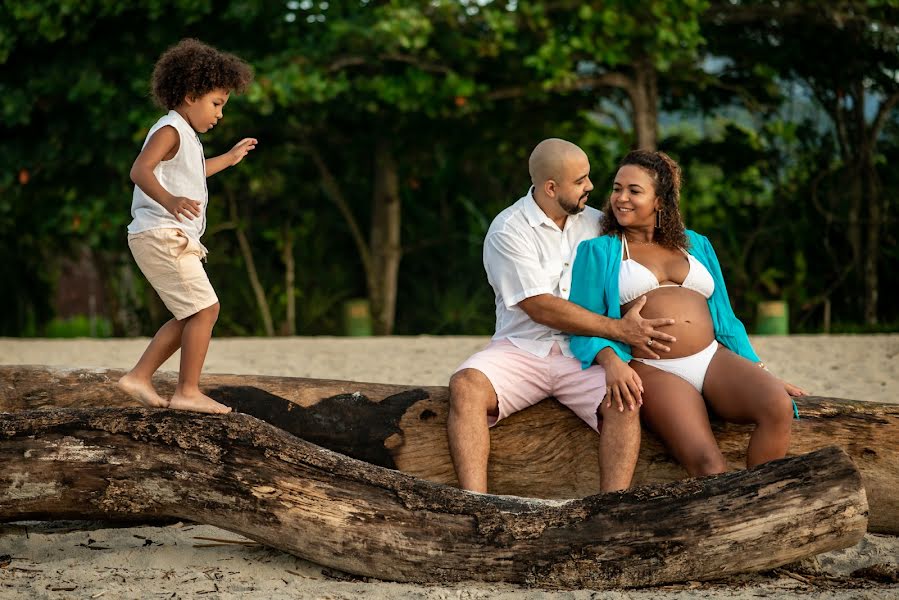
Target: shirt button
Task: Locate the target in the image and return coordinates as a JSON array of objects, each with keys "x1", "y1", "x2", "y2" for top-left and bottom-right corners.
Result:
[
  {"x1": 564, "y1": 262, "x2": 569, "y2": 266},
  {"x1": 562, "y1": 288, "x2": 568, "y2": 292}
]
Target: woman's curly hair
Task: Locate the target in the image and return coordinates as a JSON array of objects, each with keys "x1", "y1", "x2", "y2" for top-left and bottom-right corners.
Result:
[
  {"x1": 151, "y1": 39, "x2": 253, "y2": 110},
  {"x1": 601, "y1": 150, "x2": 689, "y2": 250}
]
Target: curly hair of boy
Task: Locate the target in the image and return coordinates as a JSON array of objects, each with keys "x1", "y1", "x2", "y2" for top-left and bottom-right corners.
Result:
[{"x1": 151, "y1": 38, "x2": 253, "y2": 110}]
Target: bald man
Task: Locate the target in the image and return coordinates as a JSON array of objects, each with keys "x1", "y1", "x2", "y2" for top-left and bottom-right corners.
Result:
[{"x1": 448, "y1": 138, "x2": 675, "y2": 493}]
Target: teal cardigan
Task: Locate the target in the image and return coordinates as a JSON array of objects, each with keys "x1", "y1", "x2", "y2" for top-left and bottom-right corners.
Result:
[{"x1": 569, "y1": 230, "x2": 760, "y2": 368}]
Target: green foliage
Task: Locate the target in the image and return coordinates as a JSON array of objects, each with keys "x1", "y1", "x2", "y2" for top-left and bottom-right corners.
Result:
[
  {"x1": 2, "y1": 0, "x2": 898, "y2": 337},
  {"x1": 700, "y1": 0, "x2": 899, "y2": 327},
  {"x1": 44, "y1": 315, "x2": 113, "y2": 338}
]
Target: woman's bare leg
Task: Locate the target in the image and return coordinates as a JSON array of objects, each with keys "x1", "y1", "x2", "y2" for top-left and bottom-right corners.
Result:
[
  {"x1": 633, "y1": 362, "x2": 727, "y2": 476},
  {"x1": 168, "y1": 302, "x2": 231, "y2": 414},
  {"x1": 702, "y1": 347, "x2": 793, "y2": 468},
  {"x1": 117, "y1": 317, "x2": 186, "y2": 407}
]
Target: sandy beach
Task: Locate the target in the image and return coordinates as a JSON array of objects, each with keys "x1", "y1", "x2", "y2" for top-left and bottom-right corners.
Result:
[{"x1": 1, "y1": 334, "x2": 897, "y2": 598}]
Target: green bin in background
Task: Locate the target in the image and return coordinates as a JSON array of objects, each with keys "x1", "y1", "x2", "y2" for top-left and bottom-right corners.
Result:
[
  {"x1": 755, "y1": 300, "x2": 789, "y2": 335},
  {"x1": 343, "y1": 298, "x2": 373, "y2": 336}
]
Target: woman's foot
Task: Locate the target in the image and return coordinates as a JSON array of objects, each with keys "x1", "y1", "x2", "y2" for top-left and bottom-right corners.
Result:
[
  {"x1": 168, "y1": 390, "x2": 232, "y2": 414},
  {"x1": 117, "y1": 373, "x2": 169, "y2": 408}
]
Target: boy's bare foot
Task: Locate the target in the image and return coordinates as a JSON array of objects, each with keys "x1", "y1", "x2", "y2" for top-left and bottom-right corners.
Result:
[
  {"x1": 168, "y1": 390, "x2": 232, "y2": 415},
  {"x1": 117, "y1": 373, "x2": 169, "y2": 408}
]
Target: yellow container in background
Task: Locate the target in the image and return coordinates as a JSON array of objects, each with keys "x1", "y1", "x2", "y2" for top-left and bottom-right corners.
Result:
[
  {"x1": 756, "y1": 300, "x2": 789, "y2": 335},
  {"x1": 343, "y1": 298, "x2": 373, "y2": 336}
]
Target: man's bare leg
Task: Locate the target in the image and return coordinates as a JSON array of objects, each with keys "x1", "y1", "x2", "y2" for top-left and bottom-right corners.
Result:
[
  {"x1": 168, "y1": 302, "x2": 231, "y2": 414},
  {"x1": 117, "y1": 317, "x2": 187, "y2": 407},
  {"x1": 447, "y1": 369, "x2": 499, "y2": 493},
  {"x1": 597, "y1": 400, "x2": 641, "y2": 491}
]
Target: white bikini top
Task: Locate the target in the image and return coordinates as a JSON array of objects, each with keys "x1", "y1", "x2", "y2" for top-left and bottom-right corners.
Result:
[{"x1": 619, "y1": 236, "x2": 715, "y2": 305}]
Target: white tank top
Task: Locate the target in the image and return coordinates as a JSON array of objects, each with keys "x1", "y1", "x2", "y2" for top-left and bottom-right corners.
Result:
[
  {"x1": 127, "y1": 110, "x2": 208, "y2": 247},
  {"x1": 618, "y1": 236, "x2": 714, "y2": 305}
]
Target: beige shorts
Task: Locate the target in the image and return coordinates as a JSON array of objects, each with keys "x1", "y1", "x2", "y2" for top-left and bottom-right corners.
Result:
[{"x1": 128, "y1": 228, "x2": 218, "y2": 320}]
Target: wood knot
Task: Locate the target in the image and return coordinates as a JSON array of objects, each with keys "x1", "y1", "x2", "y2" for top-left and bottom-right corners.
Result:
[{"x1": 384, "y1": 433, "x2": 404, "y2": 450}]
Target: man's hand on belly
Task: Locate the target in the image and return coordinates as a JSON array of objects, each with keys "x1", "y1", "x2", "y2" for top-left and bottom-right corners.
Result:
[{"x1": 618, "y1": 296, "x2": 676, "y2": 360}]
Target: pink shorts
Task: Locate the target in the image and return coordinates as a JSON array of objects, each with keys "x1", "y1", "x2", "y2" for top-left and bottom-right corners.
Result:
[{"x1": 454, "y1": 340, "x2": 606, "y2": 431}]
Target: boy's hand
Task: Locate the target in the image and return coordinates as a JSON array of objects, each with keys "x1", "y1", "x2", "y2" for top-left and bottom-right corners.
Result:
[
  {"x1": 228, "y1": 138, "x2": 258, "y2": 166},
  {"x1": 163, "y1": 196, "x2": 202, "y2": 221}
]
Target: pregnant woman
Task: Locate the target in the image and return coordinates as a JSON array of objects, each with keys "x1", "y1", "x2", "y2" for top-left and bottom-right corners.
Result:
[{"x1": 569, "y1": 150, "x2": 805, "y2": 476}]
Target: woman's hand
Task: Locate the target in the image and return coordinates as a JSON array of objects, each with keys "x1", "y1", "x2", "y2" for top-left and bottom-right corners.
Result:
[
  {"x1": 597, "y1": 348, "x2": 643, "y2": 412},
  {"x1": 759, "y1": 361, "x2": 807, "y2": 397},
  {"x1": 782, "y1": 380, "x2": 808, "y2": 397}
]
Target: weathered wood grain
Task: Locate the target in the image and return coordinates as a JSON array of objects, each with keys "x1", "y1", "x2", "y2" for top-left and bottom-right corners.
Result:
[
  {"x1": 1, "y1": 365, "x2": 895, "y2": 533},
  {"x1": 0, "y1": 407, "x2": 868, "y2": 588}
]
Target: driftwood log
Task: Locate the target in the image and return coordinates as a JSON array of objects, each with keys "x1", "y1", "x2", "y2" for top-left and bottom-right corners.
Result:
[
  {"x1": 1, "y1": 364, "x2": 896, "y2": 534},
  {"x1": 0, "y1": 407, "x2": 868, "y2": 587}
]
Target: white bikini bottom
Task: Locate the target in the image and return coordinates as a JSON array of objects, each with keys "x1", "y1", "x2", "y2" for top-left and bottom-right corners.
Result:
[{"x1": 632, "y1": 340, "x2": 718, "y2": 393}]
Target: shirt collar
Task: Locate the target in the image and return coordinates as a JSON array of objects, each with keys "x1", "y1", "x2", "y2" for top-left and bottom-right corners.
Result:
[
  {"x1": 169, "y1": 109, "x2": 187, "y2": 126},
  {"x1": 169, "y1": 110, "x2": 201, "y2": 141},
  {"x1": 523, "y1": 186, "x2": 580, "y2": 230}
]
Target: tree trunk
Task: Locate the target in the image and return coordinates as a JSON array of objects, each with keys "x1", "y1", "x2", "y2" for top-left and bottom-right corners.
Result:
[
  {"x1": 281, "y1": 224, "x2": 296, "y2": 335},
  {"x1": 90, "y1": 247, "x2": 123, "y2": 337},
  {"x1": 113, "y1": 251, "x2": 144, "y2": 337},
  {"x1": 863, "y1": 155, "x2": 880, "y2": 326},
  {"x1": 1, "y1": 365, "x2": 896, "y2": 534},
  {"x1": 827, "y1": 86, "x2": 896, "y2": 326},
  {"x1": 229, "y1": 193, "x2": 274, "y2": 336},
  {"x1": 629, "y1": 58, "x2": 659, "y2": 151},
  {"x1": 860, "y1": 91, "x2": 899, "y2": 325},
  {"x1": 369, "y1": 138, "x2": 402, "y2": 335},
  {"x1": 0, "y1": 408, "x2": 867, "y2": 588}
]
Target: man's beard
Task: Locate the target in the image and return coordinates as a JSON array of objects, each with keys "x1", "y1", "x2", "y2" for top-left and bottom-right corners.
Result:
[{"x1": 560, "y1": 193, "x2": 588, "y2": 215}]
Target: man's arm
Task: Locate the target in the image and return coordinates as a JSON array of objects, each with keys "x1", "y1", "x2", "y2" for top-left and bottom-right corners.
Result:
[
  {"x1": 519, "y1": 296, "x2": 651, "y2": 409},
  {"x1": 518, "y1": 294, "x2": 675, "y2": 359},
  {"x1": 483, "y1": 229, "x2": 673, "y2": 358}
]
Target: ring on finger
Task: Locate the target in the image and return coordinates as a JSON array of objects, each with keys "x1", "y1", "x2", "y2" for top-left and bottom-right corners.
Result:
[{"x1": 647, "y1": 339, "x2": 654, "y2": 347}]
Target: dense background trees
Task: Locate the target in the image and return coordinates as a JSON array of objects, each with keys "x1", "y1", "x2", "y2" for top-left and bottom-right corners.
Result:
[{"x1": 2, "y1": 0, "x2": 897, "y2": 337}]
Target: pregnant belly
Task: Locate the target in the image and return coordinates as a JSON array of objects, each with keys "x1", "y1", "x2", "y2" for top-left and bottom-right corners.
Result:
[{"x1": 622, "y1": 287, "x2": 715, "y2": 358}]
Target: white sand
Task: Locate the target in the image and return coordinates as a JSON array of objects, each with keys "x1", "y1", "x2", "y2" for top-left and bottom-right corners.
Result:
[
  {"x1": 0, "y1": 334, "x2": 897, "y2": 598},
  {"x1": 1, "y1": 334, "x2": 897, "y2": 401}
]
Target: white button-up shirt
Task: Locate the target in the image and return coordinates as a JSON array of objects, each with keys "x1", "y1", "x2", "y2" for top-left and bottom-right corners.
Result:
[{"x1": 484, "y1": 188, "x2": 602, "y2": 357}]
